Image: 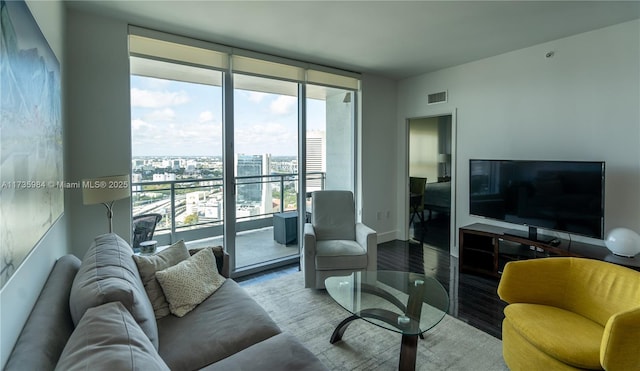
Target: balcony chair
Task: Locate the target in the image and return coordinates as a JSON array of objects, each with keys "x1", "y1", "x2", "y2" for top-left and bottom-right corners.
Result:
[
  {"x1": 498, "y1": 257, "x2": 640, "y2": 371},
  {"x1": 132, "y1": 213, "x2": 162, "y2": 250},
  {"x1": 302, "y1": 190, "x2": 377, "y2": 289}
]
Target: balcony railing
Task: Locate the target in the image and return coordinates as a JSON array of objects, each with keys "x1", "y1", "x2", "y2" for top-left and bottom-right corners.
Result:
[{"x1": 131, "y1": 172, "x2": 325, "y2": 244}]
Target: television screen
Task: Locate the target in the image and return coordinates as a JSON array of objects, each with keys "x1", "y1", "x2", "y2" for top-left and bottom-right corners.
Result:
[{"x1": 469, "y1": 160, "x2": 605, "y2": 239}]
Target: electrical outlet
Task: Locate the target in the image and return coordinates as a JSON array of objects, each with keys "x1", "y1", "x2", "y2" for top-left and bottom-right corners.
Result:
[{"x1": 377, "y1": 211, "x2": 382, "y2": 220}]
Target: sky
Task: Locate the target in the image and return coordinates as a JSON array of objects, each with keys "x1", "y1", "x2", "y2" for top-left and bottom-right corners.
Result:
[{"x1": 131, "y1": 75, "x2": 326, "y2": 157}]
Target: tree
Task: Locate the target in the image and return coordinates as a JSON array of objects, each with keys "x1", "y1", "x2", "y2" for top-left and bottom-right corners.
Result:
[{"x1": 184, "y1": 213, "x2": 199, "y2": 225}]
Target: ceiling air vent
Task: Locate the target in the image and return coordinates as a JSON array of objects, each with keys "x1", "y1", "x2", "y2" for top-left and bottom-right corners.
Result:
[{"x1": 427, "y1": 91, "x2": 447, "y2": 105}]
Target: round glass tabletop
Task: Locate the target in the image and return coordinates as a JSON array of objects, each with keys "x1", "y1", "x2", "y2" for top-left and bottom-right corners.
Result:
[{"x1": 325, "y1": 270, "x2": 449, "y2": 336}]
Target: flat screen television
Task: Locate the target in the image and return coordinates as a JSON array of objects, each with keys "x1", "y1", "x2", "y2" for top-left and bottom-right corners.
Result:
[{"x1": 469, "y1": 159, "x2": 605, "y2": 242}]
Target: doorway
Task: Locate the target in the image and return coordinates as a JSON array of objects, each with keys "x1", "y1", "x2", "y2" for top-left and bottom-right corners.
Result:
[{"x1": 408, "y1": 115, "x2": 453, "y2": 252}]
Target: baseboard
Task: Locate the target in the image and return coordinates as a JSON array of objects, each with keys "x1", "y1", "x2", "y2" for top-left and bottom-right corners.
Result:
[{"x1": 377, "y1": 230, "x2": 397, "y2": 244}]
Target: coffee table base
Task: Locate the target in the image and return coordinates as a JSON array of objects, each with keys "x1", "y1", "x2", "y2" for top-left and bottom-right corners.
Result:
[
  {"x1": 399, "y1": 334, "x2": 418, "y2": 371},
  {"x1": 329, "y1": 312, "x2": 423, "y2": 371}
]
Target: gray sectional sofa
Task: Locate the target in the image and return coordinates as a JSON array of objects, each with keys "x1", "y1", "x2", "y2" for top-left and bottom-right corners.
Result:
[{"x1": 5, "y1": 233, "x2": 327, "y2": 371}]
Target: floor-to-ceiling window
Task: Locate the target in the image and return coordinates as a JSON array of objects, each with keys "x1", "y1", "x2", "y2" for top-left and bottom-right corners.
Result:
[
  {"x1": 129, "y1": 52, "x2": 224, "y2": 248},
  {"x1": 233, "y1": 74, "x2": 299, "y2": 269},
  {"x1": 128, "y1": 27, "x2": 360, "y2": 277}
]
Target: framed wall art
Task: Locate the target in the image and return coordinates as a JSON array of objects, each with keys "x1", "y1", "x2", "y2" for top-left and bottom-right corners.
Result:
[{"x1": 0, "y1": 0, "x2": 63, "y2": 288}]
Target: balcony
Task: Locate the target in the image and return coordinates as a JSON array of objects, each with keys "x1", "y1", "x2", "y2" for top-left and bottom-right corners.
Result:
[{"x1": 131, "y1": 172, "x2": 324, "y2": 274}]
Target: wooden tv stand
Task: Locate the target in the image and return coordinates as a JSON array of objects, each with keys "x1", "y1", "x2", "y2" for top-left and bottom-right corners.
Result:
[{"x1": 459, "y1": 223, "x2": 640, "y2": 277}]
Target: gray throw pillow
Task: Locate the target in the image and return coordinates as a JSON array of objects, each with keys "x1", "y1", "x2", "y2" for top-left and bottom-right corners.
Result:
[
  {"x1": 133, "y1": 240, "x2": 190, "y2": 319},
  {"x1": 156, "y1": 248, "x2": 226, "y2": 317},
  {"x1": 188, "y1": 245, "x2": 224, "y2": 273},
  {"x1": 55, "y1": 302, "x2": 169, "y2": 371}
]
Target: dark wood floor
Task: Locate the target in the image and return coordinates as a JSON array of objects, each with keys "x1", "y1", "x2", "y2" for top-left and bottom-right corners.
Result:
[
  {"x1": 402, "y1": 213, "x2": 505, "y2": 339},
  {"x1": 377, "y1": 238, "x2": 505, "y2": 339}
]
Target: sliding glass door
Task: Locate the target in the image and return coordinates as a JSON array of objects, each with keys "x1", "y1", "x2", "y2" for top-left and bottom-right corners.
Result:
[{"x1": 233, "y1": 74, "x2": 300, "y2": 269}]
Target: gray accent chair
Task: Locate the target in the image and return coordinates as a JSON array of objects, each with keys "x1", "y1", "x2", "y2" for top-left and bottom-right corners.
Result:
[{"x1": 303, "y1": 190, "x2": 377, "y2": 289}]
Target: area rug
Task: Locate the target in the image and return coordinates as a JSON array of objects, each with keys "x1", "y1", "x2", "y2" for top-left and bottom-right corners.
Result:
[{"x1": 242, "y1": 272, "x2": 508, "y2": 371}]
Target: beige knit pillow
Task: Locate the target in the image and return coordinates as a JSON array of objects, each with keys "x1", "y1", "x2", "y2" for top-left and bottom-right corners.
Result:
[
  {"x1": 156, "y1": 248, "x2": 225, "y2": 317},
  {"x1": 133, "y1": 240, "x2": 190, "y2": 319}
]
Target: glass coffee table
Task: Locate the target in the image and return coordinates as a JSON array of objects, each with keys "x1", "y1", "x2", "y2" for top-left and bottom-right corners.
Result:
[{"x1": 325, "y1": 271, "x2": 449, "y2": 371}]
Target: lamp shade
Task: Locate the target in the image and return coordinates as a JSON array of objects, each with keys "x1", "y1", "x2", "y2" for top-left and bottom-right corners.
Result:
[
  {"x1": 82, "y1": 174, "x2": 131, "y2": 205},
  {"x1": 438, "y1": 154, "x2": 450, "y2": 163},
  {"x1": 605, "y1": 228, "x2": 640, "y2": 257}
]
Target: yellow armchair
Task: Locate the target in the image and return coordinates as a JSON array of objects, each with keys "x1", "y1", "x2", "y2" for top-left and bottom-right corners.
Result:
[{"x1": 497, "y1": 257, "x2": 640, "y2": 371}]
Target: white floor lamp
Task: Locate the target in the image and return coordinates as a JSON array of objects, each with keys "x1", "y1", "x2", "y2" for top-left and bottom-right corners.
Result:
[{"x1": 82, "y1": 174, "x2": 131, "y2": 233}]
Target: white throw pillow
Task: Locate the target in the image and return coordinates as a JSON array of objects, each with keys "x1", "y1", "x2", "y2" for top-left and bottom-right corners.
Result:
[{"x1": 156, "y1": 248, "x2": 225, "y2": 317}]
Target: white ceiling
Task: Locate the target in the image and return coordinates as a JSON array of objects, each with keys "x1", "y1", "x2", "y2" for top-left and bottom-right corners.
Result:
[{"x1": 66, "y1": 1, "x2": 640, "y2": 79}]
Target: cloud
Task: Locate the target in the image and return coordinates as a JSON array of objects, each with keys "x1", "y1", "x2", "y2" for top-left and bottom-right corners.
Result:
[
  {"x1": 270, "y1": 96, "x2": 297, "y2": 115},
  {"x1": 131, "y1": 119, "x2": 152, "y2": 131},
  {"x1": 131, "y1": 88, "x2": 190, "y2": 108},
  {"x1": 145, "y1": 108, "x2": 176, "y2": 122},
  {"x1": 132, "y1": 116, "x2": 223, "y2": 156},
  {"x1": 198, "y1": 111, "x2": 215, "y2": 123},
  {"x1": 248, "y1": 91, "x2": 267, "y2": 103},
  {"x1": 235, "y1": 121, "x2": 297, "y2": 155}
]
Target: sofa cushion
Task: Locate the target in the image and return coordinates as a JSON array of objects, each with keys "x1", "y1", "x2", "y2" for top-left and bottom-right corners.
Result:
[
  {"x1": 156, "y1": 248, "x2": 226, "y2": 317},
  {"x1": 200, "y1": 333, "x2": 328, "y2": 371},
  {"x1": 55, "y1": 302, "x2": 169, "y2": 371},
  {"x1": 69, "y1": 233, "x2": 159, "y2": 349},
  {"x1": 504, "y1": 303, "x2": 603, "y2": 369},
  {"x1": 315, "y1": 240, "x2": 367, "y2": 270},
  {"x1": 133, "y1": 240, "x2": 190, "y2": 319},
  {"x1": 4, "y1": 255, "x2": 81, "y2": 371},
  {"x1": 156, "y1": 279, "x2": 281, "y2": 370}
]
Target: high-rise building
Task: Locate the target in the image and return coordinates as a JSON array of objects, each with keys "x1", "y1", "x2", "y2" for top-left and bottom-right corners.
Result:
[
  {"x1": 306, "y1": 130, "x2": 325, "y2": 191},
  {"x1": 235, "y1": 154, "x2": 272, "y2": 213}
]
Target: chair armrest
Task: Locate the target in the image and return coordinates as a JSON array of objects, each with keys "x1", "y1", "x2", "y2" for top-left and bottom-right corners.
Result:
[
  {"x1": 497, "y1": 258, "x2": 570, "y2": 306},
  {"x1": 600, "y1": 307, "x2": 640, "y2": 371},
  {"x1": 356, "y1": 223, "x2": 377, "y2": 272},
  {"x1": 355, "y1": 223, "x2": 375, "y2": 249},
  {"x1": 304, "y1": 223, "x2": 316, "y2": 253},
  {"x1": 303, "y1": 223, "x2": 317, "y2": 288}
]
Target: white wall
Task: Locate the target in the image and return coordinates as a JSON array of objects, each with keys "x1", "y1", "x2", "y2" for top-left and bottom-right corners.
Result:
[
  {"x1": 0, "y1": 1, "x2": 67, "y2": 367},
  {"x1": 361, "y1": 74, "x2": 398, "y2": 242},
  {"x1": 397, "y1": 20, "x2": 640, "y2": 255},
  {"x1": 325, "y1": 91, "x2": 354, "y2": 191},
  {"x1": 65, "y1": 8, "x2": 132, "y2": 258}
]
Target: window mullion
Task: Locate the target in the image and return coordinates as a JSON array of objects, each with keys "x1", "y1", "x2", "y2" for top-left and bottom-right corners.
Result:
[{"x1": 222, "y1": 69, "x2": 236, "y2": 274}]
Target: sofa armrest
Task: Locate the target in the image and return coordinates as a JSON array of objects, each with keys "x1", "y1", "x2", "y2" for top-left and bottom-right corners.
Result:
[
  {"x1": 221, "y1": 251, "x2": 230, "y2": 278},
  {"x1": 303, "y1": 223, "x2": 317, "y2": 288},
  {"x1": 600, "y1": 307, "x2": 640, "y2": 371},
  {"x1": 497, "y1": 258, "x2": 570, "y2": 306},
  {"x1": 5, "y1": 255, "x2": 81, "y2": 371},
  {"x1": 355, "y1": 223, "x2": 377, "y2": 272}
]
